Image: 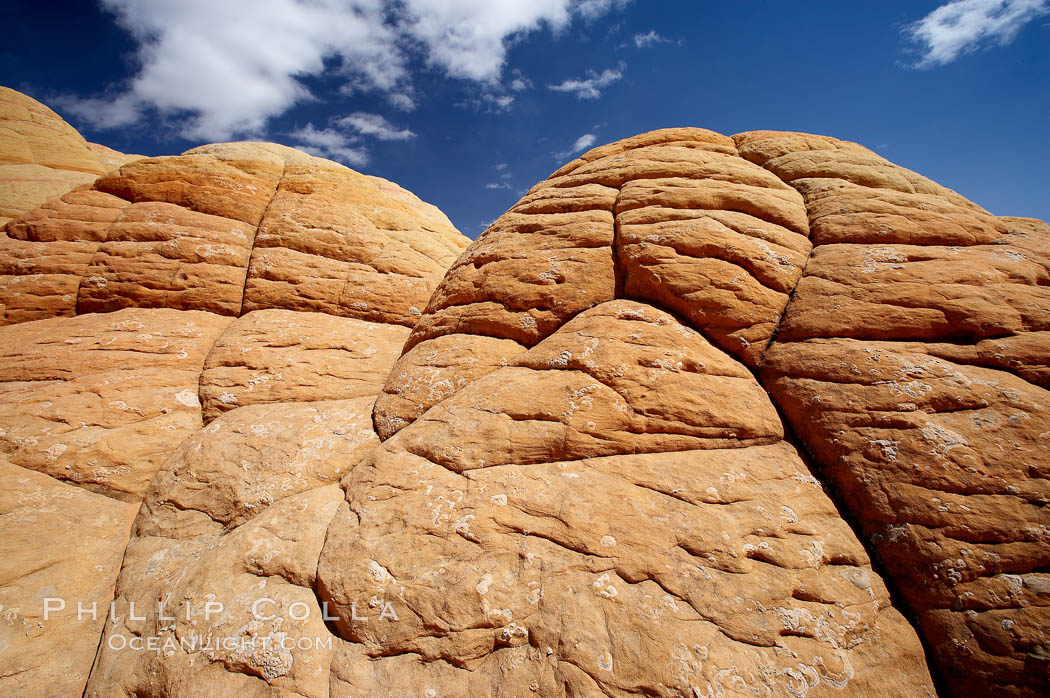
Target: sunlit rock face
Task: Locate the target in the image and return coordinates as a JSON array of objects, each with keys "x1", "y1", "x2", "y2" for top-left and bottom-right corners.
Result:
[
  {"x1": 1, "y1": 86, "x2": 1047, "y2": 697},
  {"x1": 0, "y1": 90, "x2": 471, "y2": 698},
  {"x1": 358, "y1": 127, "x2": 1046, "y2": 697},
  {"x1": 0, "y1": 136, "x2": 466, "y2": 327},
  {"x1": 737, "y1": 130, "x2": 1050, "y2": 698},
  {"x1": 0, "y1": 86, "x2": 140, "y2": 229}
]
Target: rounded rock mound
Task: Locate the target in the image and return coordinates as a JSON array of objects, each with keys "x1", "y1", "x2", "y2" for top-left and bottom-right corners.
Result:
[
  {"x1": 0, "y1": 86, "x2": 139, "y2": 227},
  {"x1": 0, "y1": 94, "x2": 470, "y2": 697},
  {"x1": 363, "y1": 127, "x2": 1047, "y2": 697},
  {"x1": 0, "y1": 138, "x2": 467, "y2": 326}
]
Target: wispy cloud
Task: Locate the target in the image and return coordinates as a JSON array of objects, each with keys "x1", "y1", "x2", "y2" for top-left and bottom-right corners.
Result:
[
  {"x1": 59, "y1": 0, "x2": 628, "y2": 141},
  {"x1": 576, "y1": 0, "x2": 632, "y2": 21},
  {"x1": 632, "y1": 30, "x2": 668, "y2": 48},
  {"x1": 336, "y1": 112, "x2": 415, "y2": 140},
  {"x1": 290, "y1": 111, "x2": 413, "y2": 166},
  {"x1": 387, "y1": 92, "x2": 417, "y2": 111},
  {"x1": 484, "y1": 162, "x2": 514, "y2": 189},
  {"x1": 548, "y1": 64, "x2": 625, "y2": 99},
  {"x1": 555, "y1": 133, "x2": 598, "y2": 160},
  {"x1": 904, "y1": 0, "x2": 1049, "y2": 67},
  {"x1": 291, "y1": 123, "x2": 370, "y2": 167},
  {"x1": 457, "y1": 91, "x2": 515, "y2": 113},
  {"x1": 508, "y1": 69, "x2": 533, "y2": 91}
]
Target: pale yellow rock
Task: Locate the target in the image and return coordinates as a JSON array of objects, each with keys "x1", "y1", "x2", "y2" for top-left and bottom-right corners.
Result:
[
  {"x1": 86, "y1": 485, "x2": 344, "y2": 698},
  {"x1": 86, "y1": 141, "x2": 143, "y2": 171},
  {"x1": 85, "y1": 397, "x2": 380, "y2": 696},
  {"x1": 317, "y1": 300, "x2": 934, "y2": 697},
  {"x1": 11, "y1": 112, "x2": 1049, "y2": 696},
  {"x1": 0, "y1": 87, "x2": 131, "y2": 226},
  {"x1": 373, "y1": 333, "x2": 526, "y2": 440},
  {"x1": 198, "y1": 308, "x2": 410, "y2": 422},
  {"x1": 0, "y1": 459, "x2": 137, "y2": 697},
  {"x1": 145, "y1": 397, "x2": 380, "y2": 530},
  {"x1": 242, "y1": 157, "x2": 468, "y2": 326},
  {"x1": 0, "y1": 308, "x2": 232, "y2": 499},
  {"x1": 0, "y1": 97, "x2": 472, "y2": 698}
]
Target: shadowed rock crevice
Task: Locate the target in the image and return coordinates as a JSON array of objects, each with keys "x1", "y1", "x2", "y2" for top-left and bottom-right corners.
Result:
[{"x1": 234, "y1": 158, "x2": 289, "y2": 319}]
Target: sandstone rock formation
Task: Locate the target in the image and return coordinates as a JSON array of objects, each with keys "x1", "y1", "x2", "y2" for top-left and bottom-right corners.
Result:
[
  {"x1": 1, "y1": 86, "x2": 1046, "y2": 697},
  {"x1": 0, "y1": 137, "x2": 465, "y2": 327},
  {"x1": 359, "y1": 127, "x2": 1047, "y2": 697},
  {"x1": 0, "y1": 86, "x2": 138, "y2": 227},
  {"x1": 0, "y1": 92, "x2": 470, "y2": 697},
  {"x1": 735, "y1": 130, "x2": 1049, "y2": 697}
]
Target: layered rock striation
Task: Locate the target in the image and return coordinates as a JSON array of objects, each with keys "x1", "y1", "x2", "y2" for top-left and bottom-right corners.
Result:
[
  {"x1": 362, "y1": 127, "x2": 1047, "y2": 697},
  {"x1": 0, "y1": 92, "x2": 470, "y2": 698},
  {"x1": 0, "y1": 86, "x2": 139, "y2": 226}
]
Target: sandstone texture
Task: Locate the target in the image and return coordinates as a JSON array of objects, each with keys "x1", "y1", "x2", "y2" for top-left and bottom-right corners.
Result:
[
  {"x1": 198, "y1": 309, "x2": 410, "y2": 422},
  {"x1": 320, "y1": 299, "x2": 934, "y2": 697},
  {"x1": 0, "y1": 135, "x2": 466, "y2": 327},
  {"x1": 0, "y1": 89, "x2": 470, "y2": 698},
  {"x1": 0, "y1": 459, "x2": 137, "y2": 696},
  {"x1": 0, "y1": 87, "x2": 138, "y2": 227},
  {"x1": 734, "y1": 130, "x2": 1050, "y2": 697},
  {"x1": 1, "y1": 85, "x2": 1047, "y2": 697}
]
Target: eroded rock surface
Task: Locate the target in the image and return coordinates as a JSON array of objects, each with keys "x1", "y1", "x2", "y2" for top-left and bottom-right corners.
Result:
[
  {"x1": 0, "y1": 459, "x2": 137, "y2": 696},
  {"x1": 375, "y1": 127, "x2": 811, "y2": 439},
  {"x1": 319, "y1": 301, "x2": 934, "y2": 696},
  {"x1": 736, "y1": 130, "x2": 1050, "y2": 697},
  {"x1": 198, "y1": 309, "x2": 410, "y2": 422},
  {"x1": 2, "y1": 104, "x2": 1046, "y2": 697},
  {"x1": 0, "y1": 308, "x2": 232, "y2": 499},
  {"x1": 86, "y1": 399, "x2": 380, "y2": 697},
  {"x1": 0, "y1": 135, "x2": 468, "y2": 327},
  {"x1": 0, "y1": 94, "x2": 470, "y2": 698},
  {"x1": 0, "y1": 87, "x2": 136, "y2": 227}
]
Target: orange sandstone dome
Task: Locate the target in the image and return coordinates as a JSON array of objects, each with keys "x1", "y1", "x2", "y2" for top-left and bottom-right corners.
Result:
[
  {"x1": 0, "y1": 86, "x2": 141, "y2": 227},
  {"x1": 0, "y1": 89, "x2": 1046, "y2": 698}
]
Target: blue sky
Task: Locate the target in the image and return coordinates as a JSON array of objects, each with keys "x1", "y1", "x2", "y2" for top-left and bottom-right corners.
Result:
[{"x1": 2, "y1": 0, "x2": 1047, "y2": 237}]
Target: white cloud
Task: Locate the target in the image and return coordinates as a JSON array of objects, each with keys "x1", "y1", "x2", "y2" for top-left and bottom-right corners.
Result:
[
  {"x1": 457, "y1": 92, "x2": 516, "y2": 113},
  {"x1": 489, "y1": 94, "x2": 515, "y2": 110},
  {"x1": 61, "y1": 0, "x2": 627, "y2": 140},
  {"x1": 904, "y1": 0, "x2": 1049, "y2": 67},
  {"x1": 399, "y1": 0, "x2": 573, "y2": 82},
  {"x1": 484, "y1": 182, "x2": 511, "y2": 190},
  {"x1": 508, "y1": 69, "x2": 533, "y2": 91},
  {"x1": 336, "y1": 112, "x2": 415, "y2": 140},
  {"x1": 633, "y1": 30, "x2": 667, "y2": 48},
  {"x1": 570, "y1": 133, "x2": 597, "y2": 152},
  {"x1": 555, "y1": 132, "x2": 597, "y2": 159},
  {"x1": 576, "y1": 0, "x2": 632, "y2": 21},
  {"x1": 387, "y1": 92, "x2": 417, "y2": 111},
  {"x1": 548, "y1": 65, "x2": 624, "y2": 99},
  {"x1": 292, "y1": 123, "x2": 370, "y2": 166},
  {"x1": 493, "y1": 162, "x2": 509, "y2": 170},
  {"x1": 290, "y1": 112, "x2": 413, "y2": 166},
  {"x1": 68, "y1": 0, "x2": 406, "y2": 140}
]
